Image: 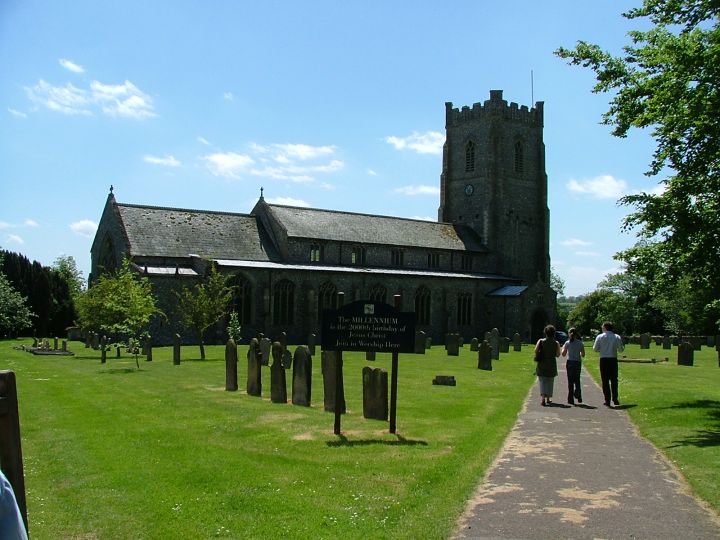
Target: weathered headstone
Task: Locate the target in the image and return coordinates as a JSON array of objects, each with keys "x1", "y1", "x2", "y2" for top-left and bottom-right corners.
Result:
[
  {"x1": 279, "y1": 331, "x2": 288, "y2": 351},
  {"x1": 688, "y1": 336, "x2": 703, "y2": 351},
  {"x1": 61, "y1": 340, "x2": 67, "y2": 352},
  {"x1": 414, "y1": 330, "x2": 426, "y2": 354},
  {"x1": 246, "y1": 338, "x2": 262, "y2": 396},
  {"x1": 499, "y1": 337, "x2": 510, "y2": 354},
  {"x1": 225, "y1": 338, "x2": 238, "y2": 391},
  {"x1": 292, "y1": 346, "x2": 312, "y2": 406},
  {"x1": 478, "y1": 341, "x2": 492, "y2": 371},
  {"x1": 270, "y1": 342, "x2": 287, "y2": 403},
  {"x1": 53, "y1": 337, "x2": 58, "y2": 350},
  {"x1": 470, "y1": 338, "x2": 479, "y2": 352},
  {"x1": 458, "y1": 336, "x2": 464, "y2": 348},
  {"x1": 446, "y1": 333, "x2": 459, "y2": 356},
  {"x1": 321, "y1": 351, "x2": 345, "y2": 413},
  {"x1": 362, "y1": 366, "x2": 388, "y2": 421},
  {"x1": 425, "y1": 337, "x2": 432, "y2": 350},
  {"x1": 489, "y1": 328, "x2": 500, "y2": 360},
  {"x1": 282, "y1": 349, "x2": 292, "y2": 369},
  {"x1": 639, "y1": 333, "x2": 651, "y2": 350},
  {"x1": 432, "y1": 375, "x2": 456, "y2": 386},
  {"x1": 677, "y1": 341, "x2": 694, "y2": 366},
  {"x1": 259, "y1": 337, "x2": 271, "y2": 366},
  {"x1": 91, "y1": 332, "x2": 99, "y2": 350},
  {"x1": 32, "y1": 337, "x2": 38, "y2": 348},
  {"x1": 100, "y1": 335, "x2": 107, "y2": 363},
  {"x1": 513, "y1": 333, "x2": 522, "y2": 352},
  {"x1": 145, "y1": 336, "x2": 153, "y2": 362},
  {"x1": 115, "y1": 344, "x2": 121, "y2": 358},
  {"x1": 173, "y1": 334, "x2": 181, "y2": 365},
  {"x1": 366, "y1": 351, "x2": 376, "y2": 361},
  {"x1": 307, "y1": 333, "x2": 316, "y2": 356},
  {"x1": 662, "y1": 335, "x2": 671, "y2": 350},
  {"x1": 707, "y1": 335, "x2": 715, "y2": 348}
]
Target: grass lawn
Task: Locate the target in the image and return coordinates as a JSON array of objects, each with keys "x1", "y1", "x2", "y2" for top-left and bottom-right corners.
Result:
[
  {"x1": 584, "y1": 342, "x2": 720, "y2": 515},
  {"x1": 2, "y1": 338, "x2": 536, "y2": 539}
]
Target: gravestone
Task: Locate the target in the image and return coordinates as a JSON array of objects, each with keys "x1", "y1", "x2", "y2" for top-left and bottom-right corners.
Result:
[
  {"x1": 61, "y1": 340, "x2": 67, "y2": 352},
  {"x1": 115, "y1": 344, "x2": 121, "y2": 358},
  {"x1": 292, "y1": 346, "x2": 312, "y2": 406},
  {"x1": 489, "y1": 328, "x2": 500, "y2": 360},
  {"x1": 470, "y1": 338, "x2": 479, "y2": 352},
  {"x1": 145, "y1": 336, "x2": 153, "y2": 362},
  {"x1": 362, "y1": 366, "x2": 388, "y2": 421},
  {"x1": 270, "y1": 342, "x2": 287, "y2": 403},
  {"x1": 282, "y1": 349, "x2": 293, "y2": 369},
  {"x1": 432, "y1": 375, "x2": 456, "y2": 386},
  {"x1": 707, "y1": 335, "x2": 715, "y2": 348},
  {"x1": 425, "y1": 337, "x2": 432, "y2": 350},
  {"x1": 414, "y1": 330, "x2": 426, "y2": 354},
  {"x1": 100, "y1": 335, "x2": 107, "y2": 364},
  {"x1": 478, "y1": 341, "x2": 492, "y2": 371},
  {"x1": 677, "y1": 341, "x2": 694, "y2": 366},
  {"x1": 246, "y1": 338, "x2": 262, "y2": 396},
  {"x1": 640, "y1": 333, "x2": 651, "y2": 349},
  {"x1": 53, "y1": 337, "x2": 58, "y2": 350},
  {"x1": 499, "y1": 337, "x2": 510, "y2": 354},
  {"x1": 307, "y1": 333, "x2": 316, "y2": 356},
  {"x1": 91, "y1": 332, "x2": 100, "y2": 350},
  {"x1": 32, "y1": 338, "x2": 38, "y2": 348},
  {"x1": 513, "y1": 333, "x2": 522, "y2": 352},
  {"x1": 259, "y1": 337, "x2": 271, "y2": 366},
  {"x1": 446, "y1": 333, "x2": 460, "y2": 356},
  {"x1": 279, "y1": 331, "x2": 288, "y2": 351},
  {"x1": 173, "y1": 334, "x2": 181, "y2": 365},
  {"x1": 484, "y1": 331, "x2": 491, "y2": 343},
  {"x1": 662, "y1": 335, "x2": 671, "y2": 350},
  {"x1": 84, "y1": 333, "x2": 90, "y2": 348},
  {"x1": 225, "y1": 338, "x2": 238, "y2": 391},
  {"x1": 366, "y1": 351, "x2": 376, "y2": 361},
  {"x1": 688, "y1": 336, "x2": 703, "y2": 351},
  {"x1": 654, "y1": 335, "x2": 662, "y2": 346},
  {"x1": 321, "y1": 351, "x2": 345, "y2": 413},
  {"x1": 458, "y1": 336, "x2": 464, "y2": 348}
]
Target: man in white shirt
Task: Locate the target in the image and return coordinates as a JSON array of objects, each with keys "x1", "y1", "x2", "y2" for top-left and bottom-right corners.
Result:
[{"x1": 593, "y1": 321, "x2": 625, "y2": 407}]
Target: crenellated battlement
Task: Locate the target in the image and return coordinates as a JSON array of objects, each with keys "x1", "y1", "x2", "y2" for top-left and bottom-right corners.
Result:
[{"x1": 445, "y1": 90, "x2": 543, "y2": 127}]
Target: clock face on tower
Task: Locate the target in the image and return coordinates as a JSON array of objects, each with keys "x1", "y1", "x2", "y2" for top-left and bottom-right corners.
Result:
[{"x1": 464, "y1": 184, "x2": 474, "y2": 196}]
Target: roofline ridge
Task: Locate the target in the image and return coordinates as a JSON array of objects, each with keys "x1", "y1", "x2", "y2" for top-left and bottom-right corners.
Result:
[
  {"x1": 117, "y1": 202, "x2": 253, "y2": 218},
  {"x1": 268, "y1": 203, "x2": 444, "y2": 225}
]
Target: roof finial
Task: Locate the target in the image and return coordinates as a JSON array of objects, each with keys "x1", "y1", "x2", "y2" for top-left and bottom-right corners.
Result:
[
  {"x1": 109, "y1": 184, "x2": 114, "y2": 194},
  {"x1": 260, "y1": 186, "x2": 264, "y2": 200}
]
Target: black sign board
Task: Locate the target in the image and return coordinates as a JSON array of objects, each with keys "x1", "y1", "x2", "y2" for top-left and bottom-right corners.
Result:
[{"x1": 321, "y1": 301, "x2": 416, "y2": 353}]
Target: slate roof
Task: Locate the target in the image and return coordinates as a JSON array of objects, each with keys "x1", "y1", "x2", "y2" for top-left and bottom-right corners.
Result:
[
  {"x1": 265, "y1": 204, "x2": 485, "y2": 251},
  {"x1": 116, "y1": 204, "x2": 274, "y2": 261},
  {"x1": 487, "y1": 285, "x2": 528, "y2": 297}
]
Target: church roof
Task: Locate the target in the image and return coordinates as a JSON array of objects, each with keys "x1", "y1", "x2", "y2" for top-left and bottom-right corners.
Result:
[
  {"x1": 265, "y1": 204, "x2": 485, "y2": 251},
  {"x1": 115, "y1": 204, "x2": 274, "y2": 261}
]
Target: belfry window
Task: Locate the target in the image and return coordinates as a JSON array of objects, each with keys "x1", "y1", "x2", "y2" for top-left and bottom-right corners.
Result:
[{"x1": 465, "y1": 140, "x2": 476, "y2": 172}]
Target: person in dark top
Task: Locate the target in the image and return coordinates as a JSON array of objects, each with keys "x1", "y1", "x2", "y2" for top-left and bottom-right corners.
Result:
[{"x1": 534, "y1": 324, "x2": 560, "y2": 406}]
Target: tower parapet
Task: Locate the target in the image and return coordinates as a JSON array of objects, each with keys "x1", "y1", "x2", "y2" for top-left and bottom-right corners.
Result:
[{"x1": 445, "y1": 90, "x2": 543, "y2": 128}]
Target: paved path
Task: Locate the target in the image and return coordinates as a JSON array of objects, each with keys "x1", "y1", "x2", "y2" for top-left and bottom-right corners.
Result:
[{"x1": 453, "y1": 359, "x2": 720, "y2": 539}]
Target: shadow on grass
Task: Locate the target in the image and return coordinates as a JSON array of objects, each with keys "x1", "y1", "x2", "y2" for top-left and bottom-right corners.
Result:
[
  {"x1": 327, "y1": 433, "x2": 428, "y2": 448},
  {"x1": 663, "y1": 400, "x2": 720, "y2": 448},
  {"x1": 100, "y1": 368, "x2": 143, "y2": 375}
]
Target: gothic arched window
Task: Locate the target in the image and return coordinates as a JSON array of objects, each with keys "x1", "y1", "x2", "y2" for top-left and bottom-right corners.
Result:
[
  {"x1": 514, "y1": 141, "x2": 524, "y2": 174},
  {"x1": 415, "y1": 286, "x2": 431, "y2": 325},
  {"x1": 457, "y1": 292, "x2": 472, "y2": 325},
  {"x1": 230, "y1": 274, "x2": 253, "y2": 325},
  {"x1": 273, "y1": 279, "x2": 295, "y2": 325},
  {"x1": 318, "y1": 281, "x2": 337, "y2": 320},
  {"x1": 465, "y1": 140, "x2": 476, "y2": 172},
  {"x1": 368, "y1": 283, "x2": 387, "y2": 304},
  {"x1": 98, "y1": 235, "x2": 118, "y2": 274}
]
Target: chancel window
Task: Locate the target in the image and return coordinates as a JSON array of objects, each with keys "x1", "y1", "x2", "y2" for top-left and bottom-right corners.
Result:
[
  {"x1": 273, "y1": 279, "x2": 295, "y2": 325},
  {"x1": 457, "y1": 292, "x2": 472, "y2": 325},
  {"x1": 351, "y1": 245, "x2": 366, "y2": 265},
  {"x1": 415, "y1": 286, "x2": 431, "y2": 325},
  {"x1": 310, "y1": 243, "x2": 324, "y2": 262},
  {"x1": 98, "y1": 235, "x2": 118, "y2": 274},
  {"x1": 514, "y1": 141, "x2": 524, "y2": 174},
  {"x1": 427, "y1": 252, "x2": 440, "y2": 269},
  {"x1": 391, "y1": 249, "x2": 404, "y2": 267},
  {"x1": 465, "y1": 140, "x2": 476, "y2": 172},
  {"x1": 318, "y1": 281, "x2": 337, "y2": 320},
  {"x1": 230, "y1": 275, "x2": 253, "y2": 324}
]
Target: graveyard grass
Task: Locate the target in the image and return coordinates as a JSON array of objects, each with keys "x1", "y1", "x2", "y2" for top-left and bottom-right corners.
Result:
[
  {"x1": 584, "y1": 344, "x2": 720, "y2": 516},
  {"x1": 4, "y1": 339, "x2": 535, "y2": 539}
]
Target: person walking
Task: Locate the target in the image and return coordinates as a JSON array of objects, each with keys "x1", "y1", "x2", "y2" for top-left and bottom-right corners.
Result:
[
  {"x1": 534, "y1": 324, "x2": 560, "y2": 406},
  {"x1": 592, "y1": 321, "x2": 624, "y2": 407},
  {"x1": 561, "y1": 327, "x2": 585, "y2": 405}
]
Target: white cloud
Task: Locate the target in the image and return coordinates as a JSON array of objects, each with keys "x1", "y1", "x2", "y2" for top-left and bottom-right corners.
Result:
[
  {"x1": 575, "y1": 250, "x2": 601, "y2": 257},
  {"x1": 8, "y1": 108, "x2": 27, "y2": 118},
  {"x1": 24, "y1": 219, "x2": 39, "y2": 227},
  {"x1": 0, "y1": 221, "x2": 13, "y2": 229},
  {"x1": 272, "y1": 143, "x2": 335, "y2": 160},
  {"x1": 143, "y1": 155, "x2": 180, "y2": 167},
  {"x1": 394, "y1": 185, "x2": 440, "y2": 196},
  {"x1": 567, "y1": 175, "x2": 627, "y2": 199},
  {"x1": 367, "y1": 169, "x2": 377, "y2": 176},
  {"x1": 5, "y1": 234, "x2": 24, "y2": 245},
  {"x1": 385, "y1": 131, "x2": 444, "y2": 155},
  {"x1": 560, "y1": 238, "x2": 591, "y2": 247},
  {"x1": 70, "y1": 219, "x2": 98, "y2": 238},
  {"x1": 25, "y1": 79, "x2": 156, "y2": 119},
  {"x1": 203, "y1": 152, "x2": 255, "y2": 179},
  {"x1": 223, "y1": 91, "x2": 234, "y2": 101},
  {"x1": 265, "y1": 197, "x2": 311, "y2": 207},
  {"x1": 59, "y1": 58, "x2": 84, "y2": 73},
  {"x1": 197, "y1": 136, "x2": 211, "y2": 146}
]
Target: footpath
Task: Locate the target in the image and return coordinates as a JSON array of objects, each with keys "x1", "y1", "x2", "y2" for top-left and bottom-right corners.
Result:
[{"x1": 453, "y1": 358, "x2": 720, "y2": 539}]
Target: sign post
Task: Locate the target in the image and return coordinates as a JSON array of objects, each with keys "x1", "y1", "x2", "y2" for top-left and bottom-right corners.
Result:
[{"x1": 321, "y1": 296, "x2": 415, "y2": 434}]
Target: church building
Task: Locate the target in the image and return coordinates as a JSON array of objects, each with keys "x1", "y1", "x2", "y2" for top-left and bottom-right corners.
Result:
[{"x1": 90, "y1": 90, "x2": 557, "y2": 345}]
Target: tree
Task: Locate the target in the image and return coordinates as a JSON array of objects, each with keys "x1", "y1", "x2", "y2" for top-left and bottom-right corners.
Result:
[
  {"x1": 174, "y1": 265, "x2": 233, "y2": 360},
  {"x1": 550, "y1": 267, "x2": 565, "y2": 297},
  {"x1": 75, "y1": 259, "x2": 163, "y2": 366},
  {"x1": 556, "y1": 0, "x2": 720, "y2": 330},
  {"x1": 53, "y1": 255, "x2": 85, "y2": 297},
  {"x1": 567, "y1": 289, "x2": 635, "y2": 336},
  {"x1": 0, "y1": 271, "x2": 35, "y2": 337}
]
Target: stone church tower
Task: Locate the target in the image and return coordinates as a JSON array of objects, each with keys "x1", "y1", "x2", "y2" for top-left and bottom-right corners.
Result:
[{"x1": 438, "y1": 90, "x2": 550, "y2": 286}]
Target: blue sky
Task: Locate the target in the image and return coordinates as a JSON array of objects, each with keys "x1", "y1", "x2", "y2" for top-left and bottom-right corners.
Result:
[{"x1": 0, "y1": 1, "x2": 662, "y2": 296}]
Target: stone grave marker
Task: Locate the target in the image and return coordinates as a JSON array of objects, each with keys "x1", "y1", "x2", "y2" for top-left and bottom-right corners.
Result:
[
  {"x1": 100, "y1": 335, "x2": 107, "y2": 364},
  {"x1": 489, "y1": 328, "x2": 500, "y2": 360},
  {"x1": 259, "y1": 337, "x2": 271, "y2": 366},
  {"x1": 279, "y1": 331, "x2": 288, "y2": 351},
  {"x1": 458, "y1": 336, "x2": 464, "y2": 348},
  {"x1": 173, "y1": 334, "x2": 181, "y2": 365},
  {"x1": 366, "y1": 351, "x2": 376, "y2": 361},
  {"x1": 677, "y1": 341, "x2": 694, "y2": 366},
  {"x1": 145, "y1": 336, "x2": 153, "y2": 362},
  {"x1": 282, "y1": 349, "x2": 293, "y2": 369},
  {"x1": 61, "y1": 340, "x2": 67, "y2": 352},
  {"x1": 225, "y1": 338, "x2": 238, "y2": 391},
  {"x1": 246, "y1": 338, "x2": 262, "y2": 396},
  {"x1": 707, "y1": 335, "x2": 715, "y2": 348},
  {"x1": 478, "y1": 341, "x2": 492, "y2": 371},
  {"x1": 640, "y1": 333, "x2": 651, "y2": 349},
  {"x1": 414, "y1": 330, "x2": 426, "y2": 354},
  {"x1": 270, "y1": 342, "x2": 287, "y2": 403},
  {"x1": 499, "y1": 337, "x2": 510, "y2": 354},
  {"x1": 662, "y1": 335, "x2": 671, "y2": 350},
  {"x1": 470, "y1": 338, "x2": 479, "y2": 352},
  {"x1": 446, "y1": 333, "x2": 460, "y2": 356},
  {"x1": 432, "y1": 375, "x2": 456, "y2": 386},
  {"x1": 292, "y1": 346, "x2": 312, "y2": 406},
  {"x1": 321, "y1": 351, "x2": 345, "y2": 413},
  {"x1": 425, "y1": 337, "x2": 432, "y2": 350},
  {"x1": 53, "y1": 337, "x2": 58, "y2": 350},
  {"x1": 307, "y1": 333, "x2": 316, "y2": 356},
  {"x1": 362, "y1": 366, "x2": 388, "y2": 421},
  {"x1": 513, "y1": 333, "x2": 522, "y2": 352}
]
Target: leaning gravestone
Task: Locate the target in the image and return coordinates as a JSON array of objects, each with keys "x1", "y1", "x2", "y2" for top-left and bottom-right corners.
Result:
[
  {"x1": 321, "y1": 351, "x2": 345, "y2": 413},
  {"x1": 259, "y1": 337, "x2": 272, "y2": 366},
  {"x1": 662, "y1": 335, "x2": 672, "y2": 350},
  {"x1": 270, "y1": 342, "x2": 287, "y2": 403},
  {"x1": 246, "y1": 338, "x2": 262, "y2": 396},
  {"x1": 414, "y1": 330, "x2": 426, "y2": 354},
  {"x1": 173, "y1": 334, "x2": 181, "y2": 365},
  {"x1": 470, "y1": 338, "x2": 479, "y2": 352},
  {"x1": 489, "y1": 328, "x2": 500, "y2": 360},
  {"x1": 478, "y1": 341, "x2": 492, "y2": 371},
  {"x1": 292, "y1": 346, "x2": 312, "y2": 406},
  {"x1": 640, "y1": 333, "x2": 651, "y2": 349},
  {"x1": 499, "y1": 337, "x2": 510, "y2": 354},
  {"x1": 307, "y1": 333, "x2": 316, "y2": 356},
  {"x1": 678, "y1": 341, "x2": 694, "y2": 366},
  {"x1": 225, "y1": 338, "x2": 238, "y2": 391},
  {"x1": 446, "y1": 333, "x2": 460, "y2": 356},
  {"x1": 513, "y1": 333, "x2": 522, "y2": 352},
  {"x1": 362, "y1": 366, "x2": 388, "y2": 421}
]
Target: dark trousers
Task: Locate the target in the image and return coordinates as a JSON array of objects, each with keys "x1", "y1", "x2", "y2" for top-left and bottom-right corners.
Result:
[
  {"x1": 599, "y1": 357, "x2": 619, "y2": 404},
  {"x1": 566, "y1": 362, "x2": 582, "y2": 403}
]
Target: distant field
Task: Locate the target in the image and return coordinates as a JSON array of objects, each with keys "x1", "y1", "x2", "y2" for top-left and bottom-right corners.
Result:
[{"x1": 2, "y1": 338, "x2": 535, "y2": 539}]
